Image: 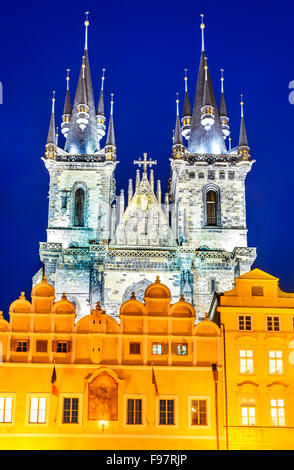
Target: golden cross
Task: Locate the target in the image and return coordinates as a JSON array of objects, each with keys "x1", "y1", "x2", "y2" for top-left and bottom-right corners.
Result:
[{"x1": 133, "y1": 153, "x2": 157, "y2": 174}]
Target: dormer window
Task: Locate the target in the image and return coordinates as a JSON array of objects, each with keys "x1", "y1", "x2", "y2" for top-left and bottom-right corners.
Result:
[{"x1": 251, "y1": 286, "x2": 264, "y2": 296}]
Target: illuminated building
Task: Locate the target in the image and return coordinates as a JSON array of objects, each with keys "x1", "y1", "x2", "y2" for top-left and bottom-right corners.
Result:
[
  {"x1": 0, "y1": 276, "x2": 223, "y2": 450},
  {"x1": 36, "y1": 13, "x2": 256, "y2": 322},
  {"x1": 1, "y1": 269, "x2": 293, "y2": 450},
  {"x1": 210, "y1": 268, "x2": 294, "y2": 450}
]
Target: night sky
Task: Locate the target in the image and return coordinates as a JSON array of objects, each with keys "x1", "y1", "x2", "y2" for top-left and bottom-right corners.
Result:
[{"x1": 0, "y1": 0, "x2": 293, "y2": 319}]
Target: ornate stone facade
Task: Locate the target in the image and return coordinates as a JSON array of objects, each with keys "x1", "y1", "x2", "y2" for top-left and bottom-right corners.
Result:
[{"x1": 36, "y1": 16, "x2": 256, "y2": 321}]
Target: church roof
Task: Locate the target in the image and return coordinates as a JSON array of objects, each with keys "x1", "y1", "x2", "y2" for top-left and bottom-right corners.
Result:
[{"x1": 188, "y1": 51, "x2": 227, "y2": 155}]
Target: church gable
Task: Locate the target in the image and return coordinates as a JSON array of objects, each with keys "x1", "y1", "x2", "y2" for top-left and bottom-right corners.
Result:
[{"x1": 111, "y1": 164, "x2": 176, "y2": 248}]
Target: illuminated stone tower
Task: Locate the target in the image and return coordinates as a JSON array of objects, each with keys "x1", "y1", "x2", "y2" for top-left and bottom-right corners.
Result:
[
  {"x1": 35, "y1": 13, "x2": 256, "y2": 320},
  {"x1": 169, "y1": 14, "x2": 256, "y2": 313}
]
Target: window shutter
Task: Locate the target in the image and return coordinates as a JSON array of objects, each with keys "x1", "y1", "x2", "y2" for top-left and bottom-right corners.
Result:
[
  {"x1": 67, "y1": 341, "x2": 72, "y2": 353},
  {"x1": 163, "y1": 343, "x2": 169, "y2": 355},
  {"x1": 27, "y1": 339, "x2": 30, "y2": 350},
  {"x1": 171, "y1": 343, "x2": 177, "y2": 354},
  {"x1": 52, "y1": 340, "x2": 57, "y2": 352},
  {"x1": 10, "y1": 338, "x2": 17, "y2": 351}
]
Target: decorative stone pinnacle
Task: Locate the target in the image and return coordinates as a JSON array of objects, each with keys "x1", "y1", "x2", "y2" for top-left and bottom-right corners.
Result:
[
  {"x1": 130, "y1": 292, "x2": 136, "y2": 300},
  {"x1": 179, "y1": 294, "x2": 185, "y2": 302},
  {"x1": 62, "y1": 292, "x2": 67, "y2": 300},
  {"x1": 155, "y1": 276, "x2": 161, "y2": 283}
]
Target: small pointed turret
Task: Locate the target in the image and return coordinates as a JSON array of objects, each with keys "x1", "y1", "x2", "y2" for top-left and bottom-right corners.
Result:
[
  {"x1": 96, "y1": 68, "x2": 106, "y2": 142},
  {"x1": 156, "y1": 179, "x2": 161, "y2": 204},
  {"x1": 45, "y1": 91, "x2": 56, "y2": 159},
  {"x1": 172, "y1": 93, "x2": 185, "y2": 159},
  {"x1": 238, "y1": 94, "x2": 250, "y2": 159},
  {"x1": 181, "y1": 69, "x2": 192, "y2": 140},
  {"x1": 128, "y1": 178, "x2": 133, "y2": 204},
  {"x1": 219, "y1": 69, "x2": 230, "y2": 139},
  {"x1": 105, "y1": 93, "x2": 116, "y2": 160},
  {"x1": 61, "y1": 69, "x2": 72, "y2": 138},
  {"x1": 201, "y1": 56, "x2": 215, "y2": 131}
]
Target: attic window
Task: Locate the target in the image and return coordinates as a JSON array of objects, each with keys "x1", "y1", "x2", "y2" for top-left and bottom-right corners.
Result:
[{"x1": 251, "y1": 286, "x2": 264, "y2": 297}]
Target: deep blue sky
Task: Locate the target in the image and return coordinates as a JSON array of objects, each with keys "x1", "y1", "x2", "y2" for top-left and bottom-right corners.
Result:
[{"x1": 0, "y1": 0, "x2": 294, "y2": 318}]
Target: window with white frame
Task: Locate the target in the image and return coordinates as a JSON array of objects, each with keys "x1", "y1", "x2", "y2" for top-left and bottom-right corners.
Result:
[
  {"x1": 269, "y1": 350, "x2": 283, "y2": 374},
  {"x1": 127, "y1": 398, "x2": 142, "y2": 425},
  {"x1": 152, "y1": 343, "x2": 162, "y2": 355},
  {"x1": 241, "y1": 399, "x2": 256, "y2": 426},
  {"x1": 191, "y1": 399, "x2": 207, "y2": 426},
  {"x1": 270, "y1": 399, "x2": 285, "y2": 426},
  {"x1": 0, "y1": 397, "x2": 12, "y2": 423},
  {"x1": 239, "y1": 350, "x2": 254, "y2": 374},
  {"x1": 238, "y1": 315, "x2": 252, "y2": 331},
  {"x1": 29, "y1": 397, "x2": 47, "y2": 424},
  {"x1": 267, "y1": 316, "x2": 280, "y2": 331},
  {"x1": 159, "y1": 399, "x2": 175, "y2": 425}
]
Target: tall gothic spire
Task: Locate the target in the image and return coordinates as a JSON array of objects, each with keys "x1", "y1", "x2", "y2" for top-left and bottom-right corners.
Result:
[
  {"x1": 172, "y1": 94, "x2": 185, "y2": 159},
  {"x1": 96, "y1": 68, "x2": 106, "y2": 143},
  {"x1": 219, "y1": 68, "x2": 230, "y2": 139},
  {"x1": 105, "y1": 93, "x2": 116, "y2": 160},
  {"x1": 61, "y1": 69, "x2": 72, "y2": 138},
  {"x1": 182, "y1": 69, "x2": 192, "y2": 140},
  {"x1": 238, "y1": 94, "x2": 250, "y2": 158},
  {"x1": 188, "y1": 14, "x2": 226, "y2": 155},
  {"x1": 45, "y1": 91, "x2": 56, "y2": 158},
  {"x1": 64, "y1": 12, "x2": 100, "y2": 154}
]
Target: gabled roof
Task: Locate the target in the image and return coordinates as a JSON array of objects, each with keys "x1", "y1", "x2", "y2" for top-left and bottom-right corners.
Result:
[{"x1": 238, "y1": 268, "x2": 279, "y2": 281}]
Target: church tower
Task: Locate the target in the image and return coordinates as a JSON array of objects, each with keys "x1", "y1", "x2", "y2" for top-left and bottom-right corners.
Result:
[
  {"x1": 37, "y1": 13, "x2": 117, "y2": 316},
  {"x1": 169, "y1": 14, "x2": 256, "y2": 314},
  {"x1": 35, "y1": 13, "x2": 256, "y2": 321}
]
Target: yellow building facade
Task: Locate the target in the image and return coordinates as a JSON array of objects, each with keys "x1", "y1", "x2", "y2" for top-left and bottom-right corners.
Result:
[
  {"x1": 210, "y1": 268, "x2": 294, "y2": 450},
  {"x1": 1, "y1": 268, "x2": 294, "y2": 450},
  {"x1": 0, "y1": 276, "x2": 223, "y2": 450}
]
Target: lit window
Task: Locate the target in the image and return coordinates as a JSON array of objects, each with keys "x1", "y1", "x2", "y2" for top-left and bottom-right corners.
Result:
[
  {"x1": 29, "y1": 397, "x2": 46, "y2": 424},
  {"x1": 129, "y1": 343, "x2": 141, "y2": 355},
  {"x1": 56, "y1": 341, "x2": 70, "y2": 353},
  {"x1": 271, "y1": 399, "x2": 285, "y2": 426},
  {"x1": 63, "y1": 398, "x2": 79, "y2": 424},
  {"x1": 16, "y1": 341, "x2": 28, "y2": 352},
  {"x1": 269, "y1": 350, "x2": 283, "y2": 374},
  {"x1": 177, "y1": 344, "x2": 188, "y2": 356},
  {"x1": 191, "y1": 399, "x2": 207, "y2": 425},
  {"x1": 238, "y1": 315, "x2": 252, "y2": 331},
  {"x1": 152, "y1": 343, "x2": 162, "y2": 355},
  {"x1": 0, "y1": 397, "x2": 12, "y2": 423},
  {"x1": 267, "y1": 316, "x2": 280, "y2": 331},
  {"x1": 159, "y1": 399, "x2": 174, "y2": 425},
  {"x1": 239, "y1": 350, "x2": 254, "y2": 374},
  {"x1": 127, "y1": 399, "x2": 142, "y2": 424},
  {"x1": 241, "y1": 404, "x2": 256, "y2": 426}
]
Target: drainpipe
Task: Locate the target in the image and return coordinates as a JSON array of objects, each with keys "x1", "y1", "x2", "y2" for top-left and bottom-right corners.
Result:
[
  {"x1": 221, "y1": 322, "x2": 229, "y2": 450},
  {"x1": 212, "y1": 363, "x2": 219, "y2": 450}
]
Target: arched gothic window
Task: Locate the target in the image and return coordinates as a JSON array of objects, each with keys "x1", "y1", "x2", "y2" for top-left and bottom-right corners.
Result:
[
  {"x1": 74, "y1": 188, "x2": 85, "y2": 227},
  {"x1": 206, "y1": 190, "x2": 218, "y2": 226}
]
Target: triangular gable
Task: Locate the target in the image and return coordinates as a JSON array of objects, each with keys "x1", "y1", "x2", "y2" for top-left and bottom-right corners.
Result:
[
  {"x1": 111, "y1": 172, "x2": 176, "y2": 247},
  {"x1": 238, "y1": 268, "x2": 278, "y2": 281}
]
